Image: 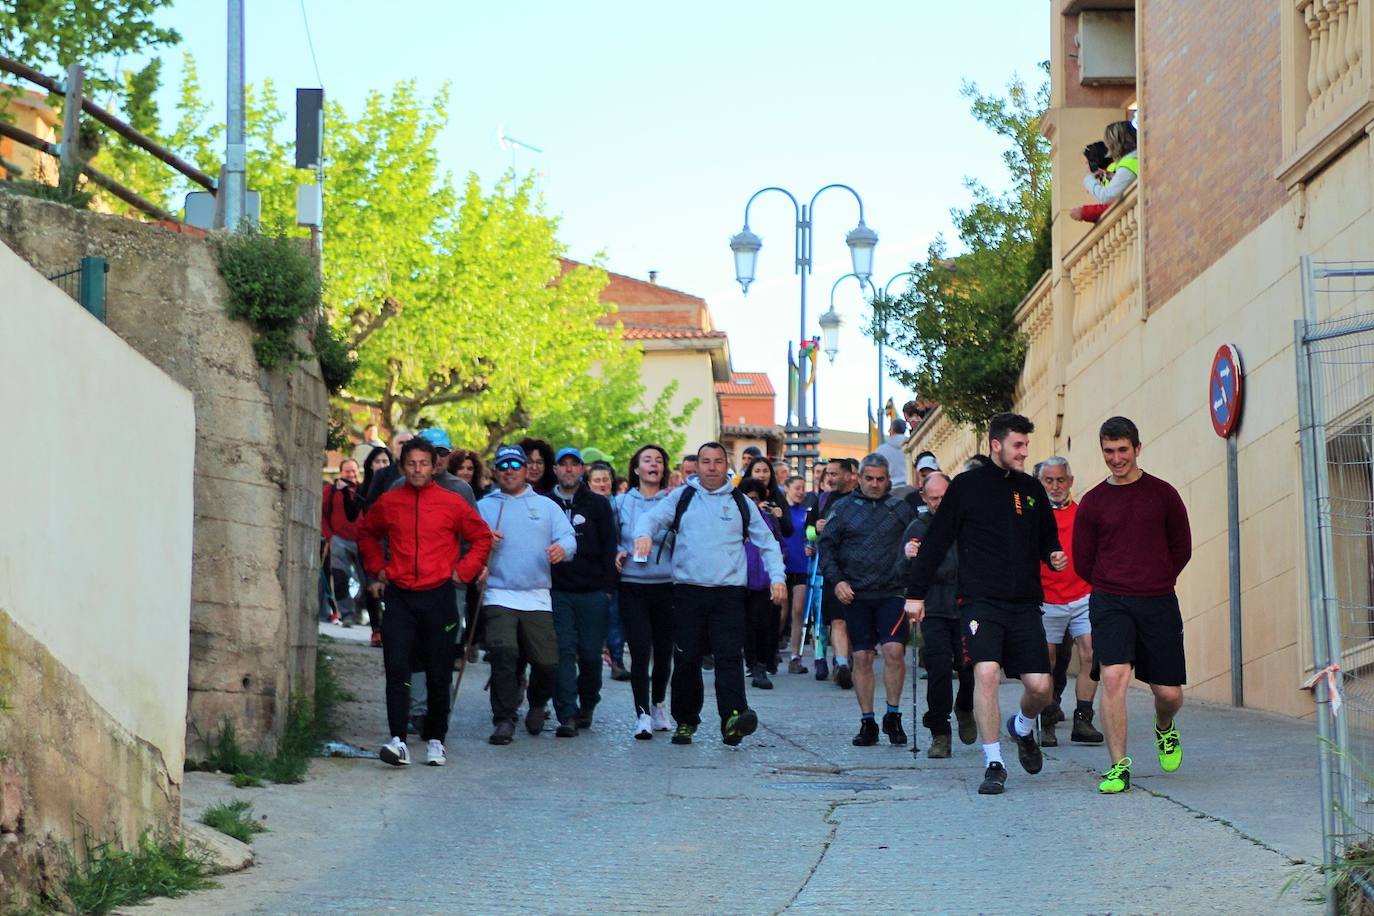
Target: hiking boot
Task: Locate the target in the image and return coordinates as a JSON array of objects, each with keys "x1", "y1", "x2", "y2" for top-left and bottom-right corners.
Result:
[
  {"x1": 1071, "y1": 708, "x2": 1104, "y2": 744},
  {"x1": 555, "y1": 722, "x2": 579, "y2": 738},
  {"x1": 722, "y1": 708, "x2": 759, "y2": 746},
  {"x1": 751, "y1": 667, "x2": 774, "y2": 690},
  {"x1": 524, "y1": 704, "x2": 547, "y2": 736},
  {"x1": 852, "y1": 718, "x2": 880, "y2": 747},
  {"x1": 701, "y1": 655, "x2": 715, "y2": 671},
  {"x1": 1046, "y1": 703, "x2": 1065, "y2": 725},
  {"x1": 671, "y1": 723, "x2": 696, "y2": 745},
  {"x1": 1155, "y1": 721, "x2": 1182, "y2": 772},
  {"x1": 425, "y1": 740, "x2": 446, "y2": 767},
  {"x1": 788, "y1": 656, "x2": 809, "y2": 675},
  {"x1": 955, "y1": 706, "x2": 977, "y2": 745},
  {"x1": 978, "y1": 761, "x2": 1008, "y2": 795},
  {"x1": 927, "y1": 734, "x2": 952, "y2": 759},
  {"x1": 814, "y1": 658, "x2": 829, "y2": 681},
  {"x1": 1039, "y1": 709, "x2": 1058, "y2": 747},
  {"x1": 634, "y1": 713, "x2": 653, "y2": 740},
  {"x1": 575, "y1": 709, "x2": 594, "y2": 730},
  {"x1": 610, "y1": 661, "x2": 631, "y2": 682},
  {"x1": 651, "y1": 703, "x2": 673, "y2": 731},
  {"x1": 833, "y1": 664, "x2": 853, "y2": 689},
  {"x1": 881, "y1": 712, "x2": 908, "y2": 746},
  {"x1": 1099, "y1": 756, "x2": 1132, "y2": 794},
  {"x1": 379, "y1": 737, "x2": 410, "y2": 766},
  {"x1": 1006, "y1": 716, "x2": 1043, "y2": 774},
  {"x1": 488, "y1": 721, "x2": 515, "y2": 746}
]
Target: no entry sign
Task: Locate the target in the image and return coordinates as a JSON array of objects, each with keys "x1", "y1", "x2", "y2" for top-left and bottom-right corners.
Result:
[{"x1": 1209, "y1": 344, "x2": 1244, "y2": 438}]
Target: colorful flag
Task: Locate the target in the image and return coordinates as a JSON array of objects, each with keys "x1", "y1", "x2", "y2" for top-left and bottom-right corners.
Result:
[
  {"x1": 799, "y1": 337, "x2": 820, "y2": 392},
  {"x1": 884, "y1": 397, "x2": 896, "y2": 421}
]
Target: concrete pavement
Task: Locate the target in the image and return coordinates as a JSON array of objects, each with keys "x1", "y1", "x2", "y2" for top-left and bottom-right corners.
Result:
[{"x1": 139, "y1": 627, "x2": 1325, "y2": 914}]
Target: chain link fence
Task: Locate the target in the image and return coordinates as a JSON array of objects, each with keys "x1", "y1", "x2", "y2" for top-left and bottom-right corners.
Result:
[{"x1": 1297, "y1": 256, "x2": 1374, "y2": 913}]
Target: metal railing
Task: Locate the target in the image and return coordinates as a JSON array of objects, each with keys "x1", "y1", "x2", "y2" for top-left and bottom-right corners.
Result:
[{"x1": 46, "y1": 256, "x2": 107, "y2": 322}]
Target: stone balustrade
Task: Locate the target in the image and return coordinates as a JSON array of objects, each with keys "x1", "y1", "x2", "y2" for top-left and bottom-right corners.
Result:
[
  {"x1": 1012, "y1": 270, "x2": 1053, "y2": 408},
  {"x1": 1299, "y1": 0, "x2": 1365, "y2": 144},
  {"x1": 1067, "y1": 187, "x2": 1140, "y2": 364}
]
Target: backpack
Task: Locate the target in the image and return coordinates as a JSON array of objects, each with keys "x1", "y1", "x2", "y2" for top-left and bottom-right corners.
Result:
[{"x1": 659, "y1": 485, "x2": 752, "y2": 561}]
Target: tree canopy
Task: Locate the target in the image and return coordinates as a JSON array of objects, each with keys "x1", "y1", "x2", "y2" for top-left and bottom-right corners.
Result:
[
  {"x1": 0, "y1": 0, "x2": 180, "y2": 92},
  {"x1": 883, "y1": 68, "x2": 1051, "y2": 430}
]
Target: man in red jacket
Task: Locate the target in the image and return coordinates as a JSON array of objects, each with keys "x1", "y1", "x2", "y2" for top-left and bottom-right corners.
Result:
[
  {"x1": 359, "y1": 437, "x2": 493, "y2": 767},
  {"x1": 1073, "y1": 416, "x2": 1192, "y2": 795}
]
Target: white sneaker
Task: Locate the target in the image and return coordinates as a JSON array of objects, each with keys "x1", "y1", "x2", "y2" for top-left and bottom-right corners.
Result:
[
  {"x1": 651, "y1": 703, "x2": 673, "y2": 732},
  {"x1": 425, "y1": 739, "x2": 446, "y2": 766},
  {"x1": 379, "y1": 737, "x2": 409, "y2": 766},
  {"x1": 634, "y1": 713, "x2": 654, "y2": 740}
]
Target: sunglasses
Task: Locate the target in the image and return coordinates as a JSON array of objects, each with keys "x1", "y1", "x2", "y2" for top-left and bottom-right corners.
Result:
[{"x1": 495, "y1": 461, "x2": 525, "y2": 471}]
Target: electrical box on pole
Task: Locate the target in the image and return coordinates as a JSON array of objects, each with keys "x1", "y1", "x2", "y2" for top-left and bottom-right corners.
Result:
[{"x1": 295, "y1": 88, "x2": 324, "y2": 170}]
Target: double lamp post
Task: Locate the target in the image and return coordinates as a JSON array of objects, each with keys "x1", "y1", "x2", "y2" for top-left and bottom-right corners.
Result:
[{"x1": 729, "y1": 185, "x2": 877, "y2": 478}]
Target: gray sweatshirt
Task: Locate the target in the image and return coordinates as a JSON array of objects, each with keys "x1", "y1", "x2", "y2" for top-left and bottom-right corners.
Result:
[
  {"x1": 478, "y1": 485, "x2": 577, "y2": 612},
  {"x1": 633, "y1": 478, "x2": 785, "y2": 588},
  {"x1": 613, "y1": 488, "x2": 673, "y2": 584}
]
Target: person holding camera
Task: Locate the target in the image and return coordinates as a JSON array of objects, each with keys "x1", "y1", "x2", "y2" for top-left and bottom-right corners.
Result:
[
  {"x1": 322, "y1": 458, "x2": 365, "y2": 627},
  {"x1": 1071, "y1": 120, "x2": 1138, "y2": 223}
]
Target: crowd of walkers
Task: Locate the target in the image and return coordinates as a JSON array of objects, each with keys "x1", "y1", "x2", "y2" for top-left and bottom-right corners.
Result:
[{"x1": 321, "y1": 409, "x2": 1191, "y2": 796}]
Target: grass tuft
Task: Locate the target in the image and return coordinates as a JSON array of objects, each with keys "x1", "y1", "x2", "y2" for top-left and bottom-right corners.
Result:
[
  {"x1": 201, "y1": 800, "x2": 267, "y2": 845},
  {"x1": 55, "y1": 833, "x2": 214, "y2": 915}
]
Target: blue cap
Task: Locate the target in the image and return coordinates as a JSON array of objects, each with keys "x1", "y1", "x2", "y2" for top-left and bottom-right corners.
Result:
[
  {"x1": 417, "y1": 428, "x2": 452, "y2": 450},
  {"x1": 554, "y1": 447, "x2": 583, "y2": 464},
  {"x1": 493, "y1": 444, "x2": 526, "y2": 468}
]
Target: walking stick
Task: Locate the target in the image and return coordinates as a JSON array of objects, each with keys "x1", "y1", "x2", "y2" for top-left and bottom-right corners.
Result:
[{"x1": 450, "y1": 500, "x2": 504, "y2": 708}]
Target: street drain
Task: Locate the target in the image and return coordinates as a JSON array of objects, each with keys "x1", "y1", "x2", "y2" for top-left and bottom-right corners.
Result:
[{"x1": 763, "y1": 781, "x2": 890, "y2": 792}]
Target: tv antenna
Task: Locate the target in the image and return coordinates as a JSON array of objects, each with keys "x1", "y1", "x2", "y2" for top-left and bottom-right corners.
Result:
[{"x1": 497, "y1": 124, "x2": 543, "y2": 168}]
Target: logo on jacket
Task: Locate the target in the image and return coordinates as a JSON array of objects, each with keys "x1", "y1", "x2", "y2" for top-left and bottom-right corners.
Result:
[
  {"x1": 968, "y1": 619, "x2": 979, "y2": 635},
  {"x1": 1013, "y1": 493, "x2": 1023, "y2": 515}
]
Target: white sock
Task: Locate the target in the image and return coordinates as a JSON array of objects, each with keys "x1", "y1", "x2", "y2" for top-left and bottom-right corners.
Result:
[
  {"x1": 1013, "y1": 712, "x2": 1035, "y2": 737},
  {"x1": 982, "y1": 742, "x2": 1004, "y2": 767},
  {"x1": 834, "y1": 655, "x2": 849, "y2": 667}
]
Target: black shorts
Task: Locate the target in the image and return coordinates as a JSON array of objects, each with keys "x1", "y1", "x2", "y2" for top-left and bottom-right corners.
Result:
[
  {"x1": 841, "y1": 596, "x2": 908, "y2": 651},
  {"x1": 1089, "y1": 591, "x2": 1187, "y2": 686},
  {"x1": 959, "y1": 599, "x2": 1050, "y2": 678},
  {"x1": 821, "y1": 588, "x2": 842, "y2": 627},
  {"x1": 786, "y1": 572, "x2": 808, "y2": 592}
]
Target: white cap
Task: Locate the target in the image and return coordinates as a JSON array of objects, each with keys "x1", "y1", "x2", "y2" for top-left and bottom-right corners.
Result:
[{"x1": 915, "y1": 455, "x2": 940, "y2": 472}]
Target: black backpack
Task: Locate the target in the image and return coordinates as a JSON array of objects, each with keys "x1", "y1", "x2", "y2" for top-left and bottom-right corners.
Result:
[{"x1": 659, "y1": 486, "x2": 751, "y2": 561}]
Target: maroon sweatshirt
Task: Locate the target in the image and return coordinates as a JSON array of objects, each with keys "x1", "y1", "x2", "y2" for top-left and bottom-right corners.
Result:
[{"x1": 1072, "y1": 472, "x2": 1192, "y2": 596}]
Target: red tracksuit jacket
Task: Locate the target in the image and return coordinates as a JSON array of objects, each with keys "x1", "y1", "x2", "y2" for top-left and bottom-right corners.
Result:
[{"x1": 358, "y1": 480, "x2": 493, "y2": 590}]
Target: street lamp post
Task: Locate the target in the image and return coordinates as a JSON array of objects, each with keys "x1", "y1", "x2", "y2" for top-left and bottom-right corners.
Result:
[{"x1": 729, "y1": 185, "x2": 877, "y2": 478}]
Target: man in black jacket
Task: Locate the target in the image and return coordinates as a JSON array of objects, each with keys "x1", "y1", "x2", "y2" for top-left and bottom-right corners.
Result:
[
  {"x1": 550, "y1": 448, "x2": 618, "y2": 736},
  {"x1": 819, "y1": 454, "x2": 916, "y2": 747},
  {"x1": 905, "y1": 413, "x2": 1067, "y2": 795},
  {"x1": 901, "y1": 472, "x2": 974, "y2": 759}
]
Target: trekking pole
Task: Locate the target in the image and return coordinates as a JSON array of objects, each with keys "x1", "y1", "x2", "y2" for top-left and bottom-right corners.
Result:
[{"x1": 450, "y1": 500, "x2": 504, "y2": 707}]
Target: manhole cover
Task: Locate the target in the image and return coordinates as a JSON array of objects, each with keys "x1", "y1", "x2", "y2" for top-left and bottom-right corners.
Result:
[{"x1": 763, "y1": 781, "x2": 890, "y2": 792}]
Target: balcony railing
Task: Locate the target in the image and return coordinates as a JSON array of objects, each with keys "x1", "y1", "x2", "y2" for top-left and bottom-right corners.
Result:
[
  {"x1": 1066, "y1": 186, "x2": 1140, "y2": 364},
  {"x1": 1012, "y1": 270, "x2": 1053, "y2": 409},
  {"x1": 1299, "y1": 0, "x2": 1366, "y2": 145}
]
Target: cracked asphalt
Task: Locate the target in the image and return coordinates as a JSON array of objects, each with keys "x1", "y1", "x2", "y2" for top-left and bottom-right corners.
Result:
[{"x1": 139, "y1": 628, "x2": 1324, "y2": 914}]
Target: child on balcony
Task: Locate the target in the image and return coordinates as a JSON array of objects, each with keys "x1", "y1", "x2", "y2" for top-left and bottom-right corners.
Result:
[{"x1": 1070, "y1": 121, "x2": 1138, "y2": 223}]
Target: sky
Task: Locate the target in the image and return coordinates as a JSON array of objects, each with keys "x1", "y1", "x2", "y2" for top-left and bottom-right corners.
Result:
[{"x1": 139, "y1": 1, "x2": 1048, "y2": 432}]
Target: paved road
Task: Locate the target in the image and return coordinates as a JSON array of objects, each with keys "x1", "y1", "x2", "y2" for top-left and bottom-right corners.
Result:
[{"x1": 141, "y1": 627, "x2": 1323, "y2": 914}]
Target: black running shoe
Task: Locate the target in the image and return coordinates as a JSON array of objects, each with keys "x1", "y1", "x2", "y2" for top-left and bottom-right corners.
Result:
[
  {"x1": 978, "y1": 761, "x2": 1008, "y2": 795},
  {"x1": 881, "y1": 712, "x2": 908, "y2": 746},
  {"x1": 1006, "y1": 716, "x2": 1043, "y2": 774},
  {"x1": 852, "y1": 718, "x2": 879, "y2": 746},
  {"x1": 834, "y1": 664, "x2": 853, "y2": 689},
  {"x1": 723, "y1": 708, "x2": 758, "y2": 746}
]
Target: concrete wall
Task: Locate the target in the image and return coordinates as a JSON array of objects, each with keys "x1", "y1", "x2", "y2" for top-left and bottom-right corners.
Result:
[
  {"x1": 0, "y1": 235, "x2": 193, "y2": 884},
  {"x1": 0, "y1": 194, "x2": 329, "y2": 752},
  {"x1": 640, "y1": 348, "x2": 720, "y2": 454}
]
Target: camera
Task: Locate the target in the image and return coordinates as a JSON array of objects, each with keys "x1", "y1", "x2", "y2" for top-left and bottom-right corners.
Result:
[{"x1": 1084, "y1": 141, "x2": 1112, "y2": 173}]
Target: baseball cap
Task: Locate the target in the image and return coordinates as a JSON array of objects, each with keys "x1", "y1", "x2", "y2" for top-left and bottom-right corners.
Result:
[
  {"x1": 581, "y1": 446, "x2": 610, "y2": 464},
  {"x1": 554, "y1": 446, "x2": 584, "y2": 464},
  {"x1": 417, "y1": 428, "x2": 452, "y2": 451},
  {"x1": 493, "y1": 444, "x2": 527, "y2": 469},
  {"x1": 915, "y1": 455, "x2": 940, "y2": 472}
]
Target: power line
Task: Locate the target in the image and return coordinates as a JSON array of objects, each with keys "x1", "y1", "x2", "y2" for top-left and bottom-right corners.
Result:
[{"x1": 299, "y1": 0, "x2": 324, "y2": 88}]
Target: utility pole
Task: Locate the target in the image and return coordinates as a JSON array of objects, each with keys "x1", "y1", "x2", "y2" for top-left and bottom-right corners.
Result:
[{"x1": 223, "y1": 0, "x2": 247, "y2": 230}]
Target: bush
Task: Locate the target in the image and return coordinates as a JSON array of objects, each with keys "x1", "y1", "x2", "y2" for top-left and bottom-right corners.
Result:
[
  {"x1": 313, "y1": 314, "x2": 358, "y2": 394},
  {"x1": 213, "y1": 228, "x2": 320, "y2": 370}
]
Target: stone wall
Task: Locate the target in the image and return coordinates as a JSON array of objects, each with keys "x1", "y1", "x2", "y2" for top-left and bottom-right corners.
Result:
[{"x1": 0, "y1": 193, "x2": 328, "y2": 753}]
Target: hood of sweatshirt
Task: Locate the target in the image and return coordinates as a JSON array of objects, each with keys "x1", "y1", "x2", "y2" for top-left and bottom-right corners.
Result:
[{"x1": 614, "y1": 487, "x2": 673, "y2": 582}]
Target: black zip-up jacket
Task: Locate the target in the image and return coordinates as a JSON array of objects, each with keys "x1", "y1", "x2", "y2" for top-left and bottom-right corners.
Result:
[
  {"x1": 550, "y1": 484, "x2": 618, "y2": 592},
  {"x1": 902, "y1": 514, "x2": 958, "y2": 618},
  {"x1": 906, "y1": 463, "x2": 1059, "y2": 605},
  {"x1": 817, "y1": 491, "x2": 916, "y2": 599}
]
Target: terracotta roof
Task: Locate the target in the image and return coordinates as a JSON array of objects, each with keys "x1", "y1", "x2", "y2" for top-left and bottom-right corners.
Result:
[
  {"x1": 715, "y1": 372, "x2": 775, "y2": 397},
  {"x1": 562, "y1": 258, "x2": 705, "y2": 307},
  {"x1": 620, "y1": 326, "x2": 728, "y2": 341}
]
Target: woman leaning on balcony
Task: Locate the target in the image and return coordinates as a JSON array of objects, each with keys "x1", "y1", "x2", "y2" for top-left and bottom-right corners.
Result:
[{"x1": 1071, "y1": 120, "x2": 1138, "y2": 223}]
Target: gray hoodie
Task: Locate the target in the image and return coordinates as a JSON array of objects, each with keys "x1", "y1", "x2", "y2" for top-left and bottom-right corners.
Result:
[
  {"x1": 613, "y1": 487, "x2": 673, "y2": 584},
  {"x1": 634, "y1": 477, "x2": 785, "y2": 588},
  {"x1": 478, "y1": 485, "x2": 577, "y2": 612}
]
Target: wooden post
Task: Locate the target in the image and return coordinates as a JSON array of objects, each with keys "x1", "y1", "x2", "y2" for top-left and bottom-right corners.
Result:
[{"x1": 59, "y1": 63, "x2": 83, "y2": 185}]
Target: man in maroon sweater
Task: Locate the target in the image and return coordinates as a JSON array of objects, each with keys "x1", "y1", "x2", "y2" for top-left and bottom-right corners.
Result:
[{"x1": 1073, "y1": 416, "x2": 1192, "y2": 794}]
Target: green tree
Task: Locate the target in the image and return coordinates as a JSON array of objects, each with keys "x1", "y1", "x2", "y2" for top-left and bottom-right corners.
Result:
[
  {"x1": 0, "y1": 0, "x2": 180, "y2": 93},
  {"x1": 884, "y1": 68, "x2": 1051, "y2": 429}
]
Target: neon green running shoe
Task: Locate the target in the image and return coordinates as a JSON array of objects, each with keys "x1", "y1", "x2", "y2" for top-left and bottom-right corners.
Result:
[
  {"x1": 1098, "y1": 756, "x2": 1132, "y2": 794},
  {"x1": 1155, "y1": 721, "x2": 1182, "y2": 772}
]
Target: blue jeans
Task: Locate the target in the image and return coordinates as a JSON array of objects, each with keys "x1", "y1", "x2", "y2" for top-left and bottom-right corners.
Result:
[
  {"x1": 606, "y1": 590, "x2": 625, "y2": 662},
  {"x1": 551, "y1": 590, "x2": 610, "y2": 724}
]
